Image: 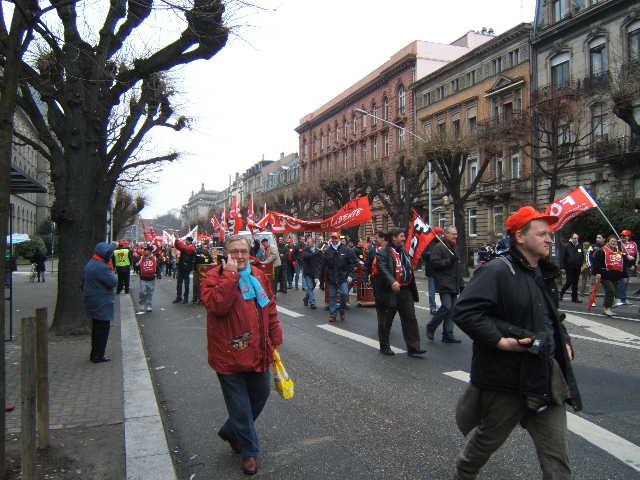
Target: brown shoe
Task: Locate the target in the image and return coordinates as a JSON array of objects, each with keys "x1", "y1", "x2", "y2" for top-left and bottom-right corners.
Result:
[
  {"x1": 242, "y1": 456, "x2": 258, "y2": 475},
  {"x1": 339, "y1": 310, "x2": 346, "y2": 321},
  {"x1": 217, "y1": 428, "x2": 240, "y2": 454},
  {"x1": 329, "y1": 315, "x2": 336, "y2": 322}
]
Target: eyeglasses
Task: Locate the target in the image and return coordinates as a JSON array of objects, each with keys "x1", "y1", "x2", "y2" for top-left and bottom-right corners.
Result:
[{"x1": 228, "y1": 249, "x2": 250, "y2": 255}]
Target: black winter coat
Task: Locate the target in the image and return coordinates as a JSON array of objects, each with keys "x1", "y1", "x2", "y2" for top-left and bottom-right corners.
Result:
[
  {"x1": 452, "y1": 247, "x2": 582, "y2": 411},
  {"x1": 430, "y1": 240, "x2": 464, "y2": 294},
  {"x1": 561, "y1": 241, "x2": 583, "y2": 270},
  {"x1": 300, "y1": 247, "x2": 323, "y2": 280},
  {"x1": 321, "y1": 244, "x2": 358, "y2": 286},
  {"x1": 373, "y1": 245, "x2": 419, "y2": 309}
]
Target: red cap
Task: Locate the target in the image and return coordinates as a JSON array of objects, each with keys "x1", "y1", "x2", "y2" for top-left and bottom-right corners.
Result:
[
  {"x1": 621, "y1": 229, "x2": 632, "y2": 237},
  {"x1": 433, "y1": 227, "x2": 444, "y2": 234},
  {"x1": 505, "y1": 206, "x2": 558, "y2": 234}
]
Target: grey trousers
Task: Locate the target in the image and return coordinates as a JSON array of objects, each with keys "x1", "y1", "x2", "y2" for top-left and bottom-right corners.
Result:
[{"x1": 454, "y1": 381, "x2": 570, "y2": 479}]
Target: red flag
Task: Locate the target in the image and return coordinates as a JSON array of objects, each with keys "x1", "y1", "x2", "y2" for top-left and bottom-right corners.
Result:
[
  {"x1": 545, "y1": 186, "x2": 598, "y2": 233},
  {"x1": 229, "y1": 195, "x2": 244, "y2": 234},
  {"x1": 404, "y1": 210, "x2": 436, "y2": 268},
  {"x1": 247, "y1": 195, "x2": 255, "y2": 223},
  {"x1": 256, "y1": 213, "x2": 271, "y2": 231}
]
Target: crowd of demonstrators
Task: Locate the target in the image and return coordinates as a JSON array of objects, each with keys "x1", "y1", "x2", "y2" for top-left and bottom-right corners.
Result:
[
  {"x1": 200, "y1": 235, "x2": 283, "y2": 476},
  {"x1": 453, "y1": 206, "x2": 581, "y2": 480},
  {"x1": 373, "y1": 229, "x2": 426, "y2": 357},
  {"x1": 426, "y1": 226, "x2": 463, "y2": 344},
  {"x1": 321, "y1": 232, "x2": 359, "y2": 322}
]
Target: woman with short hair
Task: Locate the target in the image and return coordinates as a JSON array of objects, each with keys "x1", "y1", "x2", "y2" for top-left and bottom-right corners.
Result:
[{"x1": 200, "y1": 235, "x2": 283, "y2": 475}]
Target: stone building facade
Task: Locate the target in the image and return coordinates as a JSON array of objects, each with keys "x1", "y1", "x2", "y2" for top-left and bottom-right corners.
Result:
[
  {"x1": 413, "y1": 23, "x2": 533, "y2": 249},
  {"x1": 532, "y1": 0, "x2": 640, "y2": 206},
  {"x1": 295, "y1": 34, "x2": 493, "y2": 237},
  {"x1": 180, "y1": 183, "x2": 226, "y2": 227}
]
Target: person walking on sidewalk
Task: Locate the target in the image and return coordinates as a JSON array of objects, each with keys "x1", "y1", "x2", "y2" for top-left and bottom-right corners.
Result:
[
  {"x1": 174, "y1": 237, "x2": 195, "y2": 304},
  {"x1": 84, "y1": 242, "x2": 118, "y2": 363},
  {"x1": 321, "y1": 232, "x2": 358, "y2": 322},
  {"x1": 200, "y1": 235, "x2": 283, "y2": 476},
  {"x1": 593, "y1": 234, "x2": 626, "y2": 317},
  {"x1": 113, "y1": 240, "x2": 132, "y2": 294},
  {"x1": 560, "y1": 233, "x2": 583, "y2": 303},
  {"x1": 300, "y1": 237, "x2": 323, "y2": 309},
  {"x1": 426, "y1": 226, "x2": 463, "y2": 344},
  {"x1": 31, "y1": 248, "x2": 47, "y2": 283},
  {"x1": 452, "y1": 206, "x2": 582, "y2": 480},
  {"x1": 616, "y1": 229, "x2": 637, "y2": 306},
  {"x1": 373, "y1": 229, "x2": 426, "y2": 358},
  {"x1": 138, "y1": 245, "x2": 157, "y2": 312}
]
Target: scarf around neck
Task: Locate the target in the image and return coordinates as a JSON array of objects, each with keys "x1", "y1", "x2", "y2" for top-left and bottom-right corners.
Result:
[{"x1": 239, "y1": 264, "x2": 270, "y2": 308}]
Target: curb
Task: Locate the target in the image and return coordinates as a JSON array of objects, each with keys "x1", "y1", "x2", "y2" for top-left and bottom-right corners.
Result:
[{"x1": 120, "y1": 295, "x2": 177, "y2": 480}]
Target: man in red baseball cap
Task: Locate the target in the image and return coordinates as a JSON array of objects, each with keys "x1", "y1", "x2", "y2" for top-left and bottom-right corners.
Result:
[
  {"x1": 617, "y1": 229, "x2": 637, "y2": 306},
  {"x1": 451, "y1": 205, "x2": 582, "y2": 479}
]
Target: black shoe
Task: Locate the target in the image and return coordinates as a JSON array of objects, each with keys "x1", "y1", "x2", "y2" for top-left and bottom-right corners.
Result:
[
  {"x1": 572, "y1": 299, "x2": 582, "y2": 304},
  {"x1": 172, "y1": 298, "x2": 181, "y2": 304},
  {"x1": 408, "y1": 348, "x2": 426, "y2": 358},
  {"x1": 426, "y1": 326, "x2": 435, "y2": 341},
  {"x1": 182, "y1": 299, "x2": 188, "y2": 304},
  {"x1": 380, "y1": 347, "x2": 395, "y2": 356},
  {"x1": 192, "y1": 300, "x2": 199, "y2": 304},
  {"x1": 303, "y1": 297, "x2": 308, "y2": 307},
  {"x1": 442, "y1": 337, "x2": 462, "y2": 344},
  {"x1": 91, "y1": 356, "x2": 111, "y2": 363},
  {"x1": 310, "y1": 304, "x2": 317, "y2": 310}
]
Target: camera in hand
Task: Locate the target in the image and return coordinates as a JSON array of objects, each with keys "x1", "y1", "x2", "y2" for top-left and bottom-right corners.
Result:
[{"x1": 523, "y1": 336, "x2": 545, "y2": 356}]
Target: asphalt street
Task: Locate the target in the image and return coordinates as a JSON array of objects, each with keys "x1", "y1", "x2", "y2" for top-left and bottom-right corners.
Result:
[{"x1": 131, "y1": 273, "x2": 640, "y2": 480}]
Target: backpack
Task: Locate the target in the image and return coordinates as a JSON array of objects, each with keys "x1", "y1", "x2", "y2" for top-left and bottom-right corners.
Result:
[
  {"x1": 422, "y1": 242, "x2": 436, "y2": 277},
  {"x1": 140, "y1": 258, "x2": 157, "y2": 279}
]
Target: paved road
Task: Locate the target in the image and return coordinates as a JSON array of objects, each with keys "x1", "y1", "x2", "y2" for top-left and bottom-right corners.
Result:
[{"x1": 132, "y1": 274, "x2": 640, "y2": 479}]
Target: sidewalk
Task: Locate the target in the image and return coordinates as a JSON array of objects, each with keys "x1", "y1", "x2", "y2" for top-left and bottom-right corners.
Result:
[{"x1": 5, "y1": 271, "x2": 125, "y2": 479}]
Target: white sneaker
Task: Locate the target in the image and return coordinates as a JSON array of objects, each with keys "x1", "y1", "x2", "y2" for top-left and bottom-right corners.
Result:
[
  {"x1": 604, "y1": 308, "x2": 614, "y2": 317},
  {"x1": 146, "y1": 306, "x2": 152, "y2": 312},
  {"x1": 591, "y1": 302, "x2": 596, "y2": 308},
  {"x1": 613, "y1": 301, "x2": 624, "y2": 308},
  {"x1": 624, "y1": 300, "x2": 634, "y2": 306}
]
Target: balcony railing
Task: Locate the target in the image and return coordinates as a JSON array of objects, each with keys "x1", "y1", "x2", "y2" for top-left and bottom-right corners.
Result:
[
  {"x1": 589, "y1": 136, "x2": 640, "y2": 169},
  {"x1": 477, "y1": 177, "x2": 531, "y2": 200},
  {"x1": 532, "y1": 81, "x2": 580, "y2": 104},
  {"x1": 582, "y1": 72, "x2": 609, "y2": 93}
]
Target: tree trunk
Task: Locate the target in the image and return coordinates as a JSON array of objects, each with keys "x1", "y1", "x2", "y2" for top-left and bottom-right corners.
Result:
[
  {"x1": 547, "y1": 170, "x2": 559, "y2": 205},
  {"x1": 50, "y1": 147, "x2": 111, "y2": 335}
]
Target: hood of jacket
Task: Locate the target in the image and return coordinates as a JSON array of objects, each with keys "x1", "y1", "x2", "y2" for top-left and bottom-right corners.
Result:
[{"x1": 95, "y1": 242, "x2": 116, "y2": 260}]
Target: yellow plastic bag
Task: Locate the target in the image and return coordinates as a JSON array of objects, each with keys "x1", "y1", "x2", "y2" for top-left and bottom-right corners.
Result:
[{"x1": 272, "y1": 349, "x2": 295, "y2": 400}]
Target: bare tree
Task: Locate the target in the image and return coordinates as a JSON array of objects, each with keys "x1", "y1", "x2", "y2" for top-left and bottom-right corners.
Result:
[
  {"x1": 112, "y1": 187, "x2": 145, "y2": 238},
  {"x1": 7, "y1": 0, "x2": 231, "y2": 334}
]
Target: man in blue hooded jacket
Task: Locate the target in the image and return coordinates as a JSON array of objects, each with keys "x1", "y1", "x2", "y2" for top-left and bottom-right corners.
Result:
[{"x1": 84, "y1": 242, "x2": 117, "y2": 363}]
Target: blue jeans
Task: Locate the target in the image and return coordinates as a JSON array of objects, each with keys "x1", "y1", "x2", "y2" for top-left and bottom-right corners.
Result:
[
  {"x1": 428, "y1": 292, "x2": 457, "y2": 339},
  {"x1": 139, "y1": 279, "x2": 155, "y2": 308},
  {"x1": 426, "y1": 276, "x2": 437, "y2": 312},
  {"x1": 217, "y1": 371, "x2": 271, "y2": 457},
  {"x1": 294, "y1": 263, "x2": 303, "y2": 288},
  {"x1": 304, "y1": 275, "x2": 316, "y2": 306},
  {"x1": 616, "y1": 273, "x2": 629, "y2": 302},
  {"x1": 328, "y1": 281, "x2": 349, "y2": 316}
]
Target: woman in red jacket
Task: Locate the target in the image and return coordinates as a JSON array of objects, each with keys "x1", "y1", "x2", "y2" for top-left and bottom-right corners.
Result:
[{"x1": 200, "y1": 235, "x2": 283, "y2": 476}]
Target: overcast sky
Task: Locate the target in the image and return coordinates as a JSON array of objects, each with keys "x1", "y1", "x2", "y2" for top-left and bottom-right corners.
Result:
[{"x1": 140, "y1": 0, "x2": 537, "y2": 218}]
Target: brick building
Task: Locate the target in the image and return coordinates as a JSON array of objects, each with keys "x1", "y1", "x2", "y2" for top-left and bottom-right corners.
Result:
[
  {"x1": 413, "y1": 23, "x2": 533, "y2": 250},
  {"x1": 295, "y1": 34, "x2": 493, "y2": 236}
]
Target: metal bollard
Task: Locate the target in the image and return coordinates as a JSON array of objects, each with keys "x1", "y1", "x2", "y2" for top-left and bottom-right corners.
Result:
[{"x1": 20, "y1": 317, "x2": 37, "y2": 479}]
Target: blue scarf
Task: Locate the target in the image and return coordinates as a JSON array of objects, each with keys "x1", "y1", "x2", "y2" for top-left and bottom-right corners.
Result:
[{"x1": 239, "y1": 264, "x2": 270, "y2": 308}]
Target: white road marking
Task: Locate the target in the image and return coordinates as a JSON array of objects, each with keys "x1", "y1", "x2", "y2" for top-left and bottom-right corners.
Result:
[
  {"x1": 569, "y1": 334, "x2": 640, "y2": 351},
  {"x1": 317, "y1": 324, "x2": 406, "y2": 353},
  {"x1": 443, "y1": 370, "x2": 640, "y2": 473},
  {"x1": 561, "y1": 309, "x2": 640, "y2": 324},
  {"x1": 564, "y1": 313, "x2": 640, "y2": 345},
  {"x1": 277, "y1": 306, "x2": 305, "y2": 318}
]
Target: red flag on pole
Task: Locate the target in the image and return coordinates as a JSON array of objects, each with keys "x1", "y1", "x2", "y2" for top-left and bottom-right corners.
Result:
[
  {"x1": 545, "y1": 186, "x2": 598, "y2": 233},
  {"x1": 229, "y1": 195, "x2": 244, "y2": 234},
  {"x1": 404, "y1": 210, "x2": 437, "y2": 268}
]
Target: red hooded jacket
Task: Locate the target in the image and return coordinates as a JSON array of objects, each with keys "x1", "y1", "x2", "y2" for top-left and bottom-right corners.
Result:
[{"x1": 200, "y1": 265, "x2": 283, "y2": 375}]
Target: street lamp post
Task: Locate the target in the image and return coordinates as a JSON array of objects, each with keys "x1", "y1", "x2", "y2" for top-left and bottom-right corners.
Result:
[{"x1": 353, "y1": 108, "x2": 433, "y2": 225}]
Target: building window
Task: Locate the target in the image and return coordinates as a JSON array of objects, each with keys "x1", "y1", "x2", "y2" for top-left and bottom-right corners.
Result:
[
  {"x1": 353, "y1": 116, "x2": 358, "y2": 134},
  {"x1": 351, "y1": 145, "x2": 357, "y2": 168},
  {"x1": 491, "y1": 57, "x2": 502, "y2": 75},
  {"x1": 398, "y1": 85, "x2": 406, "y2": 114},
  {"x1": 509, "y1": 48, "x2": 520, "y2": 67},
  {"x1": 423, "y1": 91, "x2": 431, "y2": 106},
  {"x1": 466, "y1": 70, "x2": 476, "y2": 87},
  {"x1": 383, "y1": 97, "x2": 389, "y2": 120},
  {"x1": 511, "y1": 152, "x2": 521, "y2": 179},
  {"x1": 321, "y1": 133, "x2": 326, "y2": 149},
  {"x1": 362, "y1": 109, "x2": 368, "y2": 128},
  {"x1": 591, "y1": 103, "x2": 608, "y2": 141},
  {"x1": 452, "y1": 119, "x2": 461, "y2": 139},
  {"x1": 554, "y1": 0, "x2": 568, "y2": 22},
  {"x1": 362, "y1": 141, "x2": 368, "y2": 163},
  {"x1": 557, "y1": 117, "x2": 571, "y2": 146},
  {"x1": 437, "y1": 122, "x2": 446, "y2": 136},
  {"x1": 383, "y1": 132, "x2": 389, "y2": 156},
  {"x1": 344, "y1": 120, "x2": 349, "y2": 139},
  {"x1": 628, "y1": 20, "x2": 640, "y2": 61},
  {"x1": 589, "y1": 39, "x2": 606, "y2": 76},
  {"x1": 468, "y1": 209, "x2": 478, "y2": 236},
  {"x1": 436, "y1": 86, "x2": 445, "y2": 101},
  {"x1": 551, "y1": 54, "x2": 570, "y2": 87},
  {"x1": 398, "y1": 127, "x2": 405, "y2": 149},
  {"x1": 423, "y1": 121, "x2": 432, "y2": 139},
  {"x1": 495, "y1": 156, "x2": 504, "y2": 180},
  {"x1": 372, "y1": 103, "x2": 379, "y2": 124},
  {"x1": 469, "y1": 159, "x2": 479, "y2": 185},
  {"x1": 373, "y1": 135, "x2": 379, "y2": 159},
  {"x1": 493, "y1": 206, "x2": 504, "y2": 234},
  {"x1": 468, "y1": 116, "x2": 477, "y2": 134},
  {"x1": 451, "y1": 78, "x2": 460, "y2": 93}
]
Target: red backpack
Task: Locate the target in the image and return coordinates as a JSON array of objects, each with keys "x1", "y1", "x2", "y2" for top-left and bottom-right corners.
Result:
[{"x1": 140, "y1": 257, "x2": 157, "y2": 279}]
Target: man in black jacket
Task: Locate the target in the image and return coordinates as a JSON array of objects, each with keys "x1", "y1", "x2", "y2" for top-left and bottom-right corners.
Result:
[
  {"x1": 321, "y1": 232, "x2": 358, "y2": 322},
  {"x1": 300, "y1": 237, "x2": 323, "y2": 309},
  {"x1": 560, "y1": 232, "x2": 583, "y2": 303},
  {"x1": 426, "y1": 226, "x2": 463, "y2": 343},
  {"x1": 373, "y1": 229, "x2": 426, "y2": 357},
  {"x1": 452, "y1": 206, "x2": 581, "y2": 480}
]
